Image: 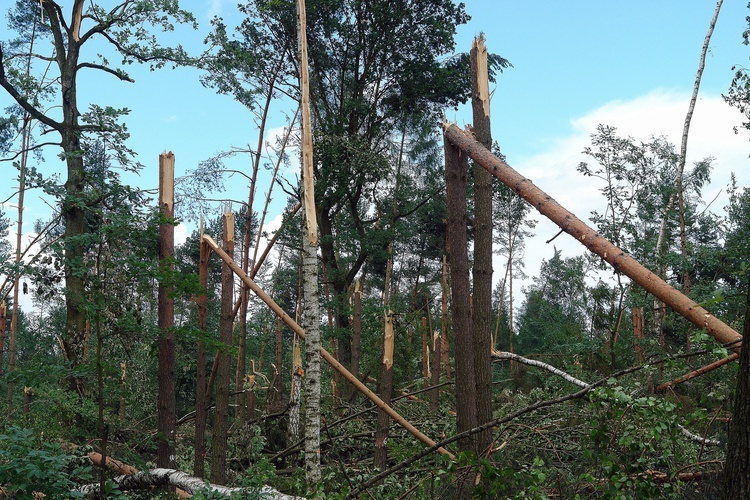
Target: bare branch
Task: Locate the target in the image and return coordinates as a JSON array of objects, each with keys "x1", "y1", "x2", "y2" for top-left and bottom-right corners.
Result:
[{"x1": 76, "y1": 62, "x2": 134, "y2": 82}]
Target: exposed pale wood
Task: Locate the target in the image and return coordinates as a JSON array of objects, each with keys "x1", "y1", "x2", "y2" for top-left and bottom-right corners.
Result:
[
  {"x1": 383, "y1": 311, "x2": 395, "y2": 369},
  {"x1": 201, "y1": 234, "x2": 455, "y2": 459},
  {"x1": 297, "y1": 0, "x2": 317, "y2": 246},
  {"x1": 443, "y1": 123, "x2": 742, "y2": 351}
]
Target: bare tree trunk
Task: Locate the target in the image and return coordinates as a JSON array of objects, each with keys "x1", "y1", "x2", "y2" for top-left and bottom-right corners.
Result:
[
  {"x1": 470, "y1": 35, "x2": 494, "y2": 457},
  {"x1": 676, "y1": 0, "x2": 723, "y2": 349},
  {"x1": 297, "y1": 0, "x2": 321, "y2": 486},
  {"x1": 158, "y1": 152, "x2": 176, "y2": 469},
  {"x1": 444, "y1": 134, "x2": 477, "y2": 455},
  {"x1": 210, "y1": 211, "x2": 235, "y2": 485},
  {"x1": 0, "y1": 302, "x2": 5, "y2": 377},
  {"x1": 375, "y1": 259, "x2": 395, "y2": 471},
  {"x1": 422, "y1": 317, "x2": 429, "y2": 389},
  {"x1": 194, "y1": 234, "x2": 210, "y2": 478},
  {"x1": 288, "y1": 338, "x2": 302, "y2": 447},
  {"x1": 441, "y1": 255, "x2": 451, "y2": 380},
  {"x1": 443, "y1": 123, "x2": 742, "y2": 349},
  {"x1": 724, "y1": 279, "x2": 750, "y2": 498},
  {"x1": 633, "y1": 307, "x2": 645, "y2": 364},
  {"x1": 352, "y1": 280, "x2": 362, "y2": 382},
  {"x1": 300, "y1": 208, "x2": 321, "y2": 486}
]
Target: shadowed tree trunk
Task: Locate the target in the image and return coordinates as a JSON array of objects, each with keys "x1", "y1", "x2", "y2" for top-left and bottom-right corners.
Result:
[
  {"x1": 194, "y1": 235, "x2": 210, "y2": 478},
  {"x1": 210, "y1": 211, "x2": 235, "y2": 485},
  {"x1": 470, "y1": 35, "x2": 493, "y2": 457},
  {"x1": 444, "y1": 134, "x2": 477, "y2": 456},
  {"x1": 724, "y1": 279, "x2": 750, "y2": 498},
  {"x1": 157, "y1": 152, "x2": 176, "y2": 469}
]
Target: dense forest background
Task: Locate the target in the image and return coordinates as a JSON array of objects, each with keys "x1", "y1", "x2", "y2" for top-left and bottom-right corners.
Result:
[{"x1": 1, "y1": 0, "x2": 750, "y2": 498}]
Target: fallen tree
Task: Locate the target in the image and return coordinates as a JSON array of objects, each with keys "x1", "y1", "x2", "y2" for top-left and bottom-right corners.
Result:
[
  {"x1": 75, "y1": 468, "x2": 304, "y2": 498},
  {"x1": 443, "y1": 123, "x2": 742, "y2": 351}
]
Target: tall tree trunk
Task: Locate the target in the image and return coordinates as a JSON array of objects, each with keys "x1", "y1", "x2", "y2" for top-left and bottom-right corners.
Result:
[
  {"x1": 0, "y1": 302, "x2": 5, "y2": 377},
  {"x1": 210, "y1": 211, "x2": 235, "y2": 485},
  {"x1": 194, "y1": 234, "x2": 210, "y2": 478},
  {"x1": 297, "y1": 0, "x2": 321, "y2": 485},
  {"x1": 676, "y1": 0, "x2": 723, "y2": 348},
  {"x1": 723, "y1": 279, "x2": 750, "y2": 498},
  {"x1": 470, "y1": 35, "x2": 494, "y2": 457},
  {"x1": 157, "y1": 152, "x2": 176, "y2": 469},
  {"x1": 444, "y1": 134, "x2": 477, "y2": 455},
  {"x1": 301, "y1": 218, "x2": 321, "y2": 485},
  {"x1": 51, "y1": 5, "x2": 89, "y2": 393}
]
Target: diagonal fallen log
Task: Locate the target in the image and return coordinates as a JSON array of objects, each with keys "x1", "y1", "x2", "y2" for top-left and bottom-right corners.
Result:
[
  {"x1": 201, "y1": 234, "x2": 455, "y2": 460},
  {"x1": 443, "y1": 123, "x2": 742, "y2": 351},
  {"x1": 655, "y1": 352, "x2": 739, "y2": 393}
]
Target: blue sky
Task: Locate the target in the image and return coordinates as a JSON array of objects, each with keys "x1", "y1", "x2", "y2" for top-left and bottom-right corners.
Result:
[{"x1": 3, "y1": 1, "x2": 750, "y2": 311}]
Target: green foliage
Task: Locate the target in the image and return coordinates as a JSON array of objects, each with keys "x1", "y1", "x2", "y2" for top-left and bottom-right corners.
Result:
[{"x1": 0, "y1": 426, "x2": 92, "y2": 498}]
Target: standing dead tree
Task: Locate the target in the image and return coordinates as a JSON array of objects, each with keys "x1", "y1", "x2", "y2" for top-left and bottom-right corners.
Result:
[{"x1": 442, "y1": 123, "x2": 742, "y2": 350}]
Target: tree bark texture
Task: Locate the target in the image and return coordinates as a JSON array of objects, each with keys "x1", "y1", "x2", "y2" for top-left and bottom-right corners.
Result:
[
  {"x1": 444, "y1": 134, "x2": 478, "y2": 455},
  {"x1": 210, "y1": 212, "x2": 234, "y2": 485},
  {"x1": 194, "y1": 237, "x2": 210, "y2": 478},
  {"x1": 301, "y1": 205, "x2": 322, "y2": 485},
  {"x1": 470, "y1": 35, "x2": 494, "y2": 457},
  {"x1": 0, "y1": 301, "x2": 5, "y2": 376},
  {"x1": 713, "y1": 277, "x2": 747, "y2": 498},
  {"x1": 374, "y1": 311, "x2": 394, "y2": 471},
  {"x1": 443, "y1": 123, "x2": 742, "y2": 350},
  {"x1": 157, "y1": 152, "x2": 176, "y2": 469}
]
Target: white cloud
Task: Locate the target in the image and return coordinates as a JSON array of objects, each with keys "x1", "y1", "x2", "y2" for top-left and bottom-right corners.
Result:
[{"x1": 500, "y1": 89, "x2": 750, "y2": 312}]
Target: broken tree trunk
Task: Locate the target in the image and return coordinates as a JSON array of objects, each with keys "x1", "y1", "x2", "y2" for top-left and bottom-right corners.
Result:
[
  {"x1": 157, "y1": 152, "x2": 176, "y2": 469},
  {"x1": 442, "y1": 123, "x2": 742, "y2": 350},
  {"x1": 297, "y1": 0, "x2": 321, "y2": 484},
  {"x1": 201, "y1": 235, "x2": 455, "y2": 459},
  {"x1": 444, "y1": 131, "x2": 477, "y2": 456},
  {"x1": 76, "y1": 468, "x2": 303, "y2": 499},
  {"x1": 470, "y1": 34, "x2": 494, "y2": 457},
  {"x1": 194, "y1": 230, "x2": 210, "y2": 478},
  {"x1": 210, "y1": 211, "x2": 235, "y2": 485}
]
